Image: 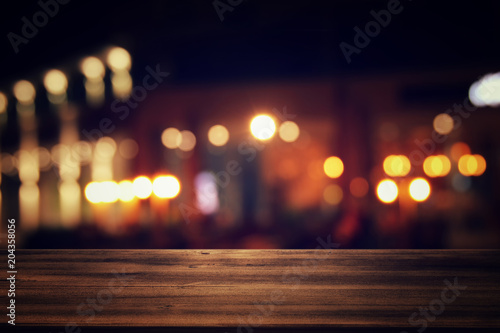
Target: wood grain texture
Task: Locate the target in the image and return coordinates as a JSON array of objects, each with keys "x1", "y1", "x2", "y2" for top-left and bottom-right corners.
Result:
[{"x1": 3, "y1": 250, "x2": 500, "y2": 329}]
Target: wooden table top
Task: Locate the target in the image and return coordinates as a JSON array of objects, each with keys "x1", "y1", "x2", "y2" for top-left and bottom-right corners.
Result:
[{"x1": 3, "y1": 249, "x2": 500, "y2": 331}]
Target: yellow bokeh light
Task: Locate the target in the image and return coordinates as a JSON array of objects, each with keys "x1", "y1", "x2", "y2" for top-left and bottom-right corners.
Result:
[
  {"x1": 474, "y1": 154, "x2": 487, "y2": 176},
  {"x1": 350, "y1": 177, "x2": 369, "y2": 198},
  {"x1": 152, "y1": 175, "x2": 181, "y2": 199},
  {"x1": 13, "y1": 80, "x2": 36, "y2": 105},
  {"x1": 323, "y1": 156, "x2": 344, "y2": 178},
  {"x1": 458, "y1": 154, "x2": 486, "y2": 176},
  {"x1": 81, "y1": 57, "x2": 106, "y2": 80},
  {"x1": 95, "y1": 137, "x2": 117, "y2": 159},
  {"x1": 409, "y1": 178, "x2": 431, "y2": 202},
  {"x1": 161, "y1": 127, "x2": 182, "y2": 149},
  {"x1": 250, "y1": 114, "x2": 276, "y2": 141},
  {"x1": 208, "y1": 125, "x2": 229, "y2": 146},
  {"x1": 132, "y1": 176, "x2": 153, "y2": 199},
  {"x1": 376, "y1": 179, "x2": 398, "y2": 204},
  {"x1": 450, "y1": 142, "x2": 470, "y2": 162},
  {"x1": 118, "y1": 180, "x2": 135, "y2": 202},
  {"x1": 433, "y1": 113, "x2": 454, "y2": 135},
  {"x1": 99, "y1": 181, "x2": 120, "y2": 203},
  {"x1": 278, "y1": 121, "x2": 300, "y2": 143},
  {"x1": 118, "y1": 139, "x2": 139, "y2": 159},
  {"x1": 44, "y1": 69, "x2": 68, "y2": 95},
  {"x1": 107, "y1": 47, "x2": 131, "y2": 72},
  {"x1": 423, "y1": 155, "x2": 451, "y2": 177},
  {"x1": 383, "y1": 155, "x2": 411, "y2": 177},
  {"x1": 323, "y1": 184, "x2": 343, "y2": 205},
  {"x1": 178, "y1": 130, "x2": 196, "y2": 152},
  {"x1": 85, "y1": 182, "x2": 102, "y2": 204},
  {"x1": 0, "y1": 91, "x2": 7, "y2": 114}
]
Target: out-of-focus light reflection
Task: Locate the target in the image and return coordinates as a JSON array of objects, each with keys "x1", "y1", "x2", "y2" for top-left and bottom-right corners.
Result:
[
  {"x1": 72, "y1": 141, "x2": 93, "y2": 165},
  {"x1": 323, "y1": 184, "x2": 343, "y2": 205},
  {"x1": 250, "y1": 114, "x2": 276, "y2": 141},
  {"x1": 383, "y1": 155, "x2": 411, "y2": 177},
  {"x1": 469, "y1": 73, "x2": 500, "y2": 107},
  {"x1": 107, "y1": 47, "x2": 132, "y2": 72},
  {"x1": 85, "y1": 182, "x2": 102, "y2": 204},
  {"x1": 95, "y1": 137, "x2": 117, "y2": 158},
  {"x1": 350, "y1": 177, "x2": 369, "y2": 198},
  {"x1": 119, "y1": 139, "x2": 139, "y2": 159},
  {"x1": 13, "y1": 80, "x2": 36, "y2": 105},
  {"x1": 152, "y1": 175, "x2": 181, "y2": 199},
  {"x1": 161, "y1": 127, "x2": 182, "y2": 149},
  {"x1": 111, "y1": 71, "x2": 132, "y2": 99},
  {"x1": 59, "y1": 180, "x2": 81, "y2": 225},
  {"x1": 195, "y1": 172, "x2": 219, "y2": 214},
  {"x1": 376, "y1": 179, "x2": 398, "y2": 204},
  {"x1": 433, "y1": 113, "x2": 454, "y2": 135},
  {"x1": 118, "y1": 180, "x2": 135, "y2": 202},
  {"x1": 18, "y1": 150, "x2": 39, "y2": 183},
  {"x1": 81, "y1": 57, "x2": 105, "y2": 80},
  {"x1": 323, "y1": 156, "x2": 344, "y2": 178},
  {"x1": 1, "y1": 153, "x2": 17, "y2": 175},
  {"x1": 450, "y1": 142, "x2": 470, "y2": 162},
  {"x1": 178, "y1": 130, "x2": 196, "y2": 152},
  {"x1": 32, "y1": 147, "x2": 52, "y2": 171},
  {"x1": 208, "y1": 125, "x2": 229, "y2": 146},
  {"x1": 132, "y1": 176, "x2": 153, "y2": 199},
  {"x1": 458, "y1": 154, "x2": 487, "y2": 176},
  {"x1": 278, "y1": 121, "x2": 300, "y2": 142},
  {"x1": 0, "y1": 92, "x2": 7, "y2": 113},
  {"x1": 43, "y1": 69, "x2": 68, "y2": 95},
  {"x1": 423, "y1": 155, "x2": 451, "y2": 177},
  {"x1": 409, "y1": 178, "x2": 431, "y2": 202},
  {"x1": 100, "y1": 181, "x2": 120, "y2": 203},
  {"x1": 19, "y1": 183, "x2": 39, "y2": 230}
]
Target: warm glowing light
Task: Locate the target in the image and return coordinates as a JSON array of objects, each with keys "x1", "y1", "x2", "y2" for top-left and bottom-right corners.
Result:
[
  {"x1": 152, "y1": 175, "x2": 181, "y2": 199},
  {"x1": 409, "y1": 178, "x2": 431, "y2": 202},
  {"x1": 469, "y1": 73, "x2": 500, "y2": 107},
  {"x1": 178, "y1": 130, "x2": 196, "y2": 152},
  {"x1": 161, "y1": 127, "x2": 182, "y2": 149},
  {"x1": 85, "y1": 182, "x2": 102, "y2": 204},
  {"x1": 323, "y1": 184, "x2": 343, "y2": 205},
  {"x1": 458, "y1": 154, "x2": 486, "y2": 176},
  {"x1": 195, "y1": 172, "x2": 219, "y2": 214},
  {"x1": 100, "y1": 181, "x2": 120, "y2": 203},
  {"x1": 59, "y1": 180, "x2": 81, "y2": 225},
  {"x1": 118, "y1": 180, "x2": 135, "y2": 202},
  {"x1": 81, "y1": 57, "x2": 106, "y2": 80},
  {"x1": 13, "y1": 80, "x2": 36, "y2": 105},
  {"x1": 44, "y1": 69, "x2": 68, "y2": 95},
  {"x1": 250, "y1": 115, "x2": 276, "y2": 140},
  {"x1": 95, "y1": 137, "x2": 117, "y2": 159},
  {"x1": 376, "y1": 179, "x2": 398, "y2": 204},
  {"x1": 111, "y1": 71, "x2": 132, "y2": 99},
  {"x1": 350, "y1": 177, "x2": 369, "y2": 198},
  {"x1": 0, "y1": 92, "x2": 7, "y2": 114},
  {"x1": 423, "y1": 155, "x2": 451, "y2": 177},
  {"x1": 132, "y1": 176, "x2": 153, "y2": 199},
  {"x1": 278, "y1": 121, "x2": 300, "y2": 143},
  {"x1": 323, "y1": 156, "x2": 344, "y2": 178},
  {"x1": 450, "y1": 142, "x2": 470, "y2": 162},
  {"x1": 383, "y1": 155, "x2": 411, "y2": 177},
  {"x1": 118, "y1": 139, "x2": 139, "y2": 159},
  {"x1": 208, "y1": 125, "x2": 229, "y2": 146},
  {"x1": 107, "y1": 47, "x2": 131, "y2": 72},
  {"x1": 433, "y1": 113, "x2": 454, "y2": 135}
]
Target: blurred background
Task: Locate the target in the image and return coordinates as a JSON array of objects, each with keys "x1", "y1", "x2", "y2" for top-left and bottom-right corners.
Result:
[{"x1": 0, "y1": 0, "x2": 499, "y2": 249}]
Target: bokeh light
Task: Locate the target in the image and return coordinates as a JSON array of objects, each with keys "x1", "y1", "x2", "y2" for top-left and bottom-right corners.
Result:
[
  {"x1": 278, "y1": 121, "x2": 300, "y2": 142},
  {"x1": 376, "y1": 179, "x2": 398, "y2": 204},
  {"x1": 132, "y1": 176, "x2": 153, "y2": 199},
  {"x1": 250, "y1": 114, "x2": 276, "y2": 140},
  {"x1": 423, "y1": 155, "x2": 451, "y2": 177},
  {"x1": 13, "y1": 80, "x2": 36, "y2": 105},
  {"x1": 433, "y1": 113, "x2": 454, "y2": 135},
  {"x1": 43, "y1": 69, "x2": 68, "y2": 95},
  {"x1": 161, "y1": 127, "x2": 182, "y2": 149},
  {"x1": 409, "y1": 178, "x2": 431, "y2": 202},
  {"x1": 383, "y1": 155, "x2": 411, "y2": 177},
  {"x1": 350, "y1": 177, "x2": 369, "y2": 198},
  {"x1": 118, "y1": 180, "x2": 135, "y2": 202},
  {"x1": 81, "y1": 57, "x2": 106, "y2": 80},
  {"x1": 178, "y1": 130, "x2": 196, "y2": 152},
  {"x1": 469, "y1": 73, "x2": 500, "y2": 107},
  {"x1": 450, "y1": 142, "x2": 470, "y2": 162},
  {"x1": 152, "y1": 175, "x2": 181, "y2": 199},
  {"x1": 95, "y1": 137, "x2": 117, "y2": 159},
  {"x1": 323, "y1": 184, "x2": 343, "y2": 205},
  {"x1": 107, "y1": 47, "x2": 131, "y2": 72},
  {"x1": 458, "y1": 154, "x2": 486, "y2": 176},
  {"x1": 0, "y1": 92, "x2": 7, "y2": 113},
  {"x1": 100, "y1": 181, "x2": 120, "y2": 203},
  {"x1": 85, "y1": 182, "x2": 102, "y2": 204},
  {"x1": 208, "y1": 125, "x2": 229, "y2": 146},
  {"x1": 118, "y1": 139, "x2": 139, "y2": 159},
  {"x1": 323, "y1": 156, "x2": 344, "y2": 178}
]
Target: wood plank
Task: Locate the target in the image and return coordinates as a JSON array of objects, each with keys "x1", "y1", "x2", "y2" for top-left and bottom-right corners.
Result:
[{"x1": 2, "y1": 250, "x2": 499, "y2": 329}]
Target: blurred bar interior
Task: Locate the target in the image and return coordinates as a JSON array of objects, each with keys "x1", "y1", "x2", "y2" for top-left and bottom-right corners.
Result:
[{"x1": 0, "y1": 0, "x2": 499, "y2": 249}]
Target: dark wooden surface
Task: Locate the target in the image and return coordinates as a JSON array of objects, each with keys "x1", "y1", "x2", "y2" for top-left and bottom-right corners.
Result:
[{"x1": 3, "y1": 250, "x2": 500, "y2": 330}]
